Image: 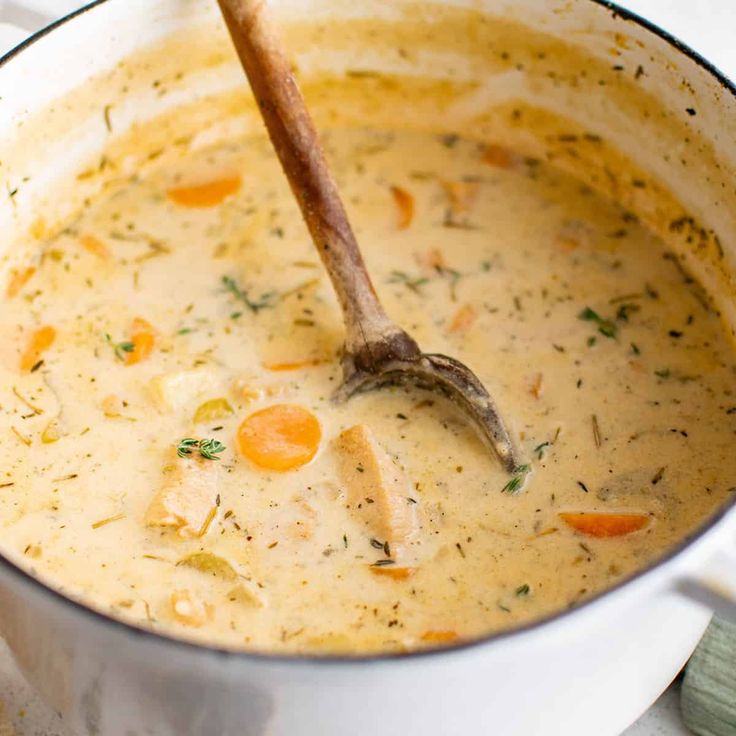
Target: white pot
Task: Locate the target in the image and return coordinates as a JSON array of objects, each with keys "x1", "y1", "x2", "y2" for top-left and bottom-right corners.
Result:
[{"x1": 0, "y1": 2, "x2": 735, "y2": 734}]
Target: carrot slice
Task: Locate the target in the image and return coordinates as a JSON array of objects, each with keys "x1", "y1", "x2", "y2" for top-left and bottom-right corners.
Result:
[
  {"x1": 20, "y1": 325, "x2": 56, "y2": 371},
  {"x1": 167, "y1": 176, "x2": 241, "y2": 208},
  {"x1": 442, "y1": 181, "x2": 479, "y2": 213},
  {"x1": 6, "y1": 266, "x2": 36, "y2": 298},
  {"x1": 482, "y1": 144, "x2": 517, "y2": 169},
  {"x1": 237, "y1": 404, "x2": 321, "y2": 471},
  {"x1": 529, "y1": 372, "x2": 543, "y2": 399},
  {"x1": 420, "y1": 630, "x2": 458, "y2": 643},
  {"x1": 390, "y1": 186, "x2": 414, "y2": 229},
  {"x1": 125, "y1": 318, "x2": 156, "y2": 366},
  {"x1": 447, "y1": 304, "x2": 478, "y2": 334},
  {"x1": 370, "y1": 566, "x2": 415, "y2": 580},
  {"x1": 80, "y1": 234, "x2": 110, "y2": 259},
  {"x1": 262, "y1": 359, "x2": 324, "y2": 372},
  {"x1": 559, "y1": 512, "x2": 649, "y2": 538}
]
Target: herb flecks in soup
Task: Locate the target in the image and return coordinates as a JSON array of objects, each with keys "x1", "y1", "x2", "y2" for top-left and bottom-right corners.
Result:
[{"x1": 1, "y1": 129, "x2": 734, "y2": 654}]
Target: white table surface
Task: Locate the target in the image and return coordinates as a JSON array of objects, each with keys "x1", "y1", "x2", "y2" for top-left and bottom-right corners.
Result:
[{"x1": 0, "y1": 1, "x2": 733, "y2": 734}]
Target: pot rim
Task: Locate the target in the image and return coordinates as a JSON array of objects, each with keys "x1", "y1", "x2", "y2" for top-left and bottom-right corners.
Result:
[{"x1": 0, "y1": 0, "x2": 734, "y2": 667}]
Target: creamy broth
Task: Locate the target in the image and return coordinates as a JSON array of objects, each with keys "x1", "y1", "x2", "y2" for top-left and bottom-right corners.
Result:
[{"x1": 1, "y1": 128, "x2": 734, "y2": 654}]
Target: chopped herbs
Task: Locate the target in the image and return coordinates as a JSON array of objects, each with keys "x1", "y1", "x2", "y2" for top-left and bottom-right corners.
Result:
[
  {"x1": 176, "y1": 437, "x2": 226, "y2": 460},
  {"x1": 221, "y1": 275, "x2": 277, "y2": 314},
  {"x1": 441, "y1": 267, "x2": 464, "y2": 301},
  {"x1": 654, "y1": 368, "x2": 671, "y2": 379},
  {"x1": 534, "y1": 441, "x2": 552, "y2": 460},
  {"x1": 579, "y1": 306, "x2": 617, "y2": 339},
  {"x1": 388, "y1": 270, "x2": 429, "y2": 293},
  {"x1": 501, "y1": 464, "x2": 531, "y2": 495},
  {"x1": 103, "y1": 104, "x2": 113, "y2": 132},
  {"x1": 651, "y1": 467, "x2": 666, "y2": 485},
  {"x1": 615, "y1": 303, "x2": 640, "y2": 322},
  {"x1": 105, "y1": 333, "x2": 135, "y2": 361},
  {"x1": 591, "y1": 414, "x2": 602, "y2": 449},
  {"x1": 92, "y1": 513, "x2": 126, "y2": 530},
  {"x1": 515, "y1": 583, "x2": 530, "y2": 597}
]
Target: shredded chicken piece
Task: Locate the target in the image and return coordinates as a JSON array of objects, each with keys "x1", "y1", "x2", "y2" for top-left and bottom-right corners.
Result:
[
  {"x1": 334, "y1": 425, "x2": 419, "y2": 552},
  {"x1": 145, "y1": 452, "x2": 219, "y2": 538}
]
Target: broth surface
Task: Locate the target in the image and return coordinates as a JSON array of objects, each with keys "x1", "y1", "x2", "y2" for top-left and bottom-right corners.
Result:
[{"x1": 1, "y1": 128, "x2": 734, "y2": 653}]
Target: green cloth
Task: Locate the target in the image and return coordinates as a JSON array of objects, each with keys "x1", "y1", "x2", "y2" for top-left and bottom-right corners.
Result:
[{"x1": 682, "y1": 617, "x2": 736, "y2": 736}]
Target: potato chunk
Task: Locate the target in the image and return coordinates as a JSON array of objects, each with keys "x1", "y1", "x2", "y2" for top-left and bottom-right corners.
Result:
[
  {"x1": 334, "y1": 425, "x2": 418, "y2": 551},
  {"x1": 145, "y1": 453, "x2": 219, "y2": 538},
  {"x1": 149, "y1": 369, "x2": 218, "y2": 411}
]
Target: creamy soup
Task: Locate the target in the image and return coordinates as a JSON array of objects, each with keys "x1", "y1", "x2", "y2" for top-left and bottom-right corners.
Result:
[{"x1": 0, "y1": 127, "x2": 734, "y2": 654}]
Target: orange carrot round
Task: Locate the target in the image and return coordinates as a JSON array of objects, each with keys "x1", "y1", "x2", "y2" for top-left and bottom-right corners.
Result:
[
  {"x1": 559, "y1": 512, "x2": 649, "y2": 538},
  {"x1": 167, "y1": 177, "x2": 241, "y2": 208},
  {"x1": 20, "y1": 325, "x2": 56, "y2": 371},
  {"x1": 237, "y1": 404, "x2": 321, "y2": 471},
  {"x1": 125, "y1": 318, "x2": 156, "y2": 366}
]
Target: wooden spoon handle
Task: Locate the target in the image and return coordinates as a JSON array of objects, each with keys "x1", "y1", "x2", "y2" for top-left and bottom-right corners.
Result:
[{"x1": 217, "y1": 0, "x2": 416, "y2": 361}]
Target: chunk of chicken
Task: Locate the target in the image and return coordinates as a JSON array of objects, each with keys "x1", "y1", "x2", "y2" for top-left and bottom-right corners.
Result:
[
  {"x1": 145, "y1": 453, "x2": 219, "y2": 538},
  {"x1": 334, "y1": 425, "x2": 419, "y2": 552}
]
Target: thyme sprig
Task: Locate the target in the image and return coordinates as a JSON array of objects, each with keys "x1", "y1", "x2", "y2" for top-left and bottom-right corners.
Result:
[
  {"x1": 104, "y1": 333, "x2": 135, "y2": 361},
  {"x1": 221, "y1": 275, "x2": 277, "y2": 314},
  {"x1": 501, "y1": 464, "x2": 531, "y2": 495},
  {"x1": 176, "y1": 437, "x2": 226, "y2": 461}
]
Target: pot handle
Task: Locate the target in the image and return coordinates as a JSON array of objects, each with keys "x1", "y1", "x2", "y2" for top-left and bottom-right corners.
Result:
[{"x1": 675, "y1": 506, "x2": 736, "y2": 621}]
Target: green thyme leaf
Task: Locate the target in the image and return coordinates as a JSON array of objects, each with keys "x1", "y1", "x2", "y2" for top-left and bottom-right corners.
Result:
[
  {"x1": 501, "y1": 464, "x2": 531, "y2": 495},
  {"x1": 176, "y1": 437, "x2": 225, "y2": 460},
  {"x1": 221, "y1": 275, "x2": 277, "y2": 314},
  {"x1": 533, "y1": 441, "x2": 551, "y2": 460},
  {"x1": 388, "y1": 270, "x2": 429, "y2": 293},
  {"x1": 104, "y1": 333, "x2": 135, "y2": 361},
  {"x1": 578, "y1": 306, "x2": 618, "y2": 339}
]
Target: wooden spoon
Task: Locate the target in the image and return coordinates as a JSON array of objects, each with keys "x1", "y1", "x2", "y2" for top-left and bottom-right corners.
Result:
[{"x1": 217, "y1": 0, "x2": 522, "y2": 473}]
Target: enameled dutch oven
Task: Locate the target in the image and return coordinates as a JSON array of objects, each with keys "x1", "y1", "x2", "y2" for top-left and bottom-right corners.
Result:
[{"x1": 0, "y1": 2, "x2": 735, "y2": 734}]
